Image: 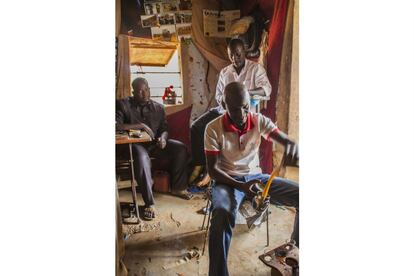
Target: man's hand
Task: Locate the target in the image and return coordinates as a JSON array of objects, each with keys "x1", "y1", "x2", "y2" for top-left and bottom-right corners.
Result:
[
  {"x1": 140, "y1": 124, "x2": 155, "y2": 140},
  {"x1": 239, "y1": 179, "x2": 263, "y2": 199},
  {"x1": 268, "y1": 129, "x2": 299, "y2": 167},
  {"x1": 156, "y1": 137, "x2": 167, "y2": 149},
  {"x1": 285, "y1": 141, "x2": 299, "y2": 167}
]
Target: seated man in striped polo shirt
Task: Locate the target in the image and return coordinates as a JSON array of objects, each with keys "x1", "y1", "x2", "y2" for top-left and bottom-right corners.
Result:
[{"x1": 204, "y1": 82, "x2": 299, "y2": 276}]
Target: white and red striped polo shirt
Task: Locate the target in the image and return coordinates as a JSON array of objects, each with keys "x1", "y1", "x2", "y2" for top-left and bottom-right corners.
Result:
[{"x1": 204, "y1": 112, "x2": 279, "y2": 176}]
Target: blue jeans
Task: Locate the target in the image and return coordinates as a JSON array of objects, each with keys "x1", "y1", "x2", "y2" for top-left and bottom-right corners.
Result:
[{"x1": 208, "y1": 174, "x2": 299, "y2": 276}]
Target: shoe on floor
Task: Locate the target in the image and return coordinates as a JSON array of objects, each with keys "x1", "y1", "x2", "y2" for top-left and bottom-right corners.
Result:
[
  {"x1": 172, "y1": 190, "x2": 194, "y2": 200},
  {"x1": 143, "y1": 206, "x2": 156, "y2": 220}
]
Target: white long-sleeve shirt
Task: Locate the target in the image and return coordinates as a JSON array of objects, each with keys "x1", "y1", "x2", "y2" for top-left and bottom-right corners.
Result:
[{"x1": 214, "y1": 59, "x2": 272, "y2": 114}]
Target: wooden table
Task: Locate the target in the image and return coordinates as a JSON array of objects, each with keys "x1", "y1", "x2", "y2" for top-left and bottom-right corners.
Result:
[{"x1": 116, "y1": 131, "x2": 152, "y2": 223}]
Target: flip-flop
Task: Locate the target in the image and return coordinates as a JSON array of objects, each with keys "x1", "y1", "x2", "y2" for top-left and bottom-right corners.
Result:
[
  {"x1": 172, "y1": 190, "x2": 194, "y2": 200},
  {"x1": 143, "y1": 206, "x2": 155, "y2": 220}
]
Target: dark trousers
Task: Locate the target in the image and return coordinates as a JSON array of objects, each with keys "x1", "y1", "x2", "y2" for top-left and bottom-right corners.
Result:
[
  {"x1": 208, "y1": 174, "x2": 299, "y2": 276},
  {"x1": 116, "y1": 139, "x2": 188, "y2": 206},
  {"x1": 190, "y1": 109, "x2": 221, "y2": 166}
]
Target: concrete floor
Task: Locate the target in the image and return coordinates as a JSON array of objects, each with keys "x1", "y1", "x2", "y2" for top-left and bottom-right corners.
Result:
[{"x1": 119, "y1": 172, "x2": 297, "y2": 276}]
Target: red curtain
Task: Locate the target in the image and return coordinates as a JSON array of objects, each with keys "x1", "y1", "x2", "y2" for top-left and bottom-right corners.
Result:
[{"x1": 242, "y1": 0, "x2": 290, "y2": 173}]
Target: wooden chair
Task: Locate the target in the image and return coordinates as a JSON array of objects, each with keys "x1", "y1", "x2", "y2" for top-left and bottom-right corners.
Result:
[{"x1": 116, "y1": 157, "x2": 171, "y2": 192}]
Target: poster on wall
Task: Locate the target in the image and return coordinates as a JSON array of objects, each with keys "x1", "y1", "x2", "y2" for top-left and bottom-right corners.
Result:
[
  {"x1": 141, "y1": 15, "x2": 159, "y2": 28},
  {"x1": 175, "y1": 11, "x2": 192, "y2": 24},
  {"x1": 178, "y1": 0, "x2": 192, "y2": 11},
  {"x1": 144, "y1": 0, "x2": 181, "y2": 14},
  {"x1": 162, "y1": 2, "x2": 179, "y2": 12},
  {"x1": 144, "y1": 2, "x2": 160, "y2": 15},
  {"x1": 144, "y1": 0, "x2": 192, "y2": 15},
  {"x1": 158, "y1": 13, "x2": 175, "y2": 25},
  {"x1": 142, "y1": 0, "x2": 192, "y2": 40},
  {"x1": 151, "y1": 25, "x2": 178, "y2": 42},
  {"x1": 176, "y1": 23, "x2": 191, "y2": 38},
  {"x1": 203, "y1": 9, "x2": 240, "y2": 38}
]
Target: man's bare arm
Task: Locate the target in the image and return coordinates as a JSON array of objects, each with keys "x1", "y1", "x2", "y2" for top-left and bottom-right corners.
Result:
[{"x1": 268, "y1": 130, "x2": 299, "y2": 166}]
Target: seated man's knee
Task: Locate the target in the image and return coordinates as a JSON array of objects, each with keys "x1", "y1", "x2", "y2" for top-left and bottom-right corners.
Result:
[
  {"x1": 131, "y1": 145, "x2": 150, "y2": 164},
  {"x1": 168, "y1": 140, "x2": 187, "y2": 157},
  {"x1": 210, "y1": 207, "x2": 232, "y2": 231}
]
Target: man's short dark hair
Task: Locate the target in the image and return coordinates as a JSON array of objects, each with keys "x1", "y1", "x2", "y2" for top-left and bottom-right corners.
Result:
[
  {"x1": 131, "y1": 77, "x2": 148, "y2": 89},
  {"x1": 227, "y1": 38, "x2": 245, "y2": 50},
  {"x1": 224, "y1": 81, "x2": 249, "y2": 104}
]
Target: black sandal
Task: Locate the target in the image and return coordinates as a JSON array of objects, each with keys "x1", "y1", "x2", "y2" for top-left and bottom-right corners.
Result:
[{"x1": 143, "y1": 206, "x2": 156, "y2": 220}]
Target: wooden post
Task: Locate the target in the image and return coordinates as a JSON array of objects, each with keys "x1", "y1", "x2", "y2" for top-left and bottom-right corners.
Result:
[{"x1": 274, "y1": 0, "x2": 297, "y2": 174}]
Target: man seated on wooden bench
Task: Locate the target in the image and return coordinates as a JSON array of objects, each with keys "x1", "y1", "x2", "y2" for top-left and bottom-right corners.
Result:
[{"x1": 116, "y1": 77, "x2": 193, "y2": 220}]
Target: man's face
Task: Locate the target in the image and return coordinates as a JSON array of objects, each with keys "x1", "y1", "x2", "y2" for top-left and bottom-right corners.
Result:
[
  {"x1": 225, "y1": 91, "x2": 250, "y2": 128},
  {"x1": 133, "y1": 81, "x2": 151, "y2": 104},
  {"x1": 228, "y1": 44, "x2": 246, "y2": 69}
]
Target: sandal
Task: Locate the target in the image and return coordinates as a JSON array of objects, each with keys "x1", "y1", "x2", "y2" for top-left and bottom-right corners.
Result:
[
  {"x1": 195, "y1": 173, "x2": 211, "y2": 188},
  {"x1": 172, "y1": 190, "x2": 194, "y2": 200},
  {"x1": 143, "y1": 206, "x2": 156, "y2": 220}
]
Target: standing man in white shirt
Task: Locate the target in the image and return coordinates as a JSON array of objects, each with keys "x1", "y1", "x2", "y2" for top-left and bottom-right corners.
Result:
[{"x1": 189, "y1": 38, "x2": 272, "y2": 187}]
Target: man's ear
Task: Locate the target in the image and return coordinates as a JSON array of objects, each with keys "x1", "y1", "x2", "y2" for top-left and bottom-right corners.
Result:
[{"x1": 221, "y1": 101, "x2": 226, "y2": 110}]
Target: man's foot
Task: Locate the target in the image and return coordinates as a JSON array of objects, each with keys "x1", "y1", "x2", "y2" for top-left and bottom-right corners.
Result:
[
  {"x1": 188, "y1": 165, "x2": 203, "y2": 184},
  {"x1": 172, "y1": 190, "x2": 194, "y2": 200},
  {"x1": 143, "y1": 205, "x2": 156, "y2": 220},
  {"x1": 195, "y1": 173, "x2": 211, "y2": 188}
]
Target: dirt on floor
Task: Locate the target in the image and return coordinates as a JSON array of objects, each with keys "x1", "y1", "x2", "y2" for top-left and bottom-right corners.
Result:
[{"x1": 119, "y1": 189, "x2": 296, "y2": 276}]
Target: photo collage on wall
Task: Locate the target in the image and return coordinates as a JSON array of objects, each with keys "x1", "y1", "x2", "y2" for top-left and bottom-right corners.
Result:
[{"x1": 142, "y1": 0, "x2": 192, "y2": 42}]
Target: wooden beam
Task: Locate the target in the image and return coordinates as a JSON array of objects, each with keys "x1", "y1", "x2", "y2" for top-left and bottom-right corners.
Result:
[
  {"x1": 273, "y1": 0, "x2": 296, "y2": 173},
  {"x1": 288, "y1": 0, "x2": 299, "y2": 143}
]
